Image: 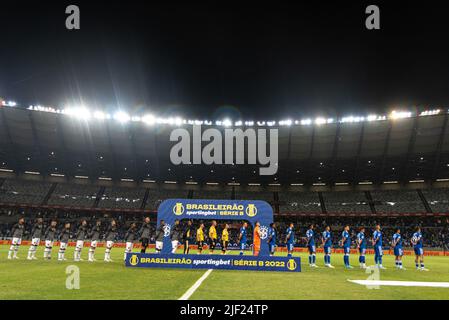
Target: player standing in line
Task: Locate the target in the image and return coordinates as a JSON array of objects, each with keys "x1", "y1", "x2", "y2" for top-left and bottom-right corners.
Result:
[
  {"x1": 285, "y1": 222, "x2": 295, "y2": 257},
  {"x1": 74, "y1": 220, "x2": 88, "y2": 261},
  {"x1": 306, "y1": 224, "x2": 317, "y2": 267},
  {"x1": 196, "y1": 223, "x2": 205, "y2": 254},
  {"x1": 253, "y1": 221, "x2": 262, "y2": 256},
  {"x1": 221, "y1": 223, "x2": 229, "y2": 254},
  {"x1": 411, "y1": 227, "x2": 429, "y2": 271},
  {"x1": 88, "y1": 220, "x2": 102, "y2": 262},
  {"x1": 155, "y1": 220, "x2": 165, "y2": 253},
  {"x1": 8, "y1": 217, "x2": 25, "y2": 260},
  {"x1": 340, "y1": 225, "x2": 353, "y2": 269},
  {"x1": 208, "y1": 220, "x2": 218, "y2": 254},
  {"x1": 58, "y1": 222, "x2": 71, "y2": 261},
  {"x1": 267, "y1": 222, "x2": 277, "y2": 256},
  {"x1": 27, "y1": 218, "x2": 44, "y2": 260},
  {"x1": 183, "y1": 220, "x2": 193, "y2": 254},
  {"x1": 392, "y1": 228, "x2": 405, "y2": 270},
  {"x1": 139, "y1": 217, "x2": 151, "y2": 253},
  {"x1": 372, "y1": 224, "x2": 386, "y2": 269},
  {"x1": 104, "y1": 219, "x2": 118, "y2": 262},
  {"x1": 170, "y1": 219, "x2": 182, "y2": 253},
  {"x1": 356, "y1": 227, "x2": 367, "y2": 269},
  {"x1": 238, "y1": 222, "x2": 248, "y2": 256},
  {"x1": 43, "y1": 220, "x2": 57, "y2": 260},
  {"x1": 321, "y1": 226, "x2": 334, "y2": 268},
  {"x1": 124, "y1": 223, "x2": 137, "y2": 260}
]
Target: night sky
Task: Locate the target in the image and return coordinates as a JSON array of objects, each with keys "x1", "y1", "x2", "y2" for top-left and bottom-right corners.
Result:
[{"x1": 1, "y1": 1, "x2": 449, "y2": 120}]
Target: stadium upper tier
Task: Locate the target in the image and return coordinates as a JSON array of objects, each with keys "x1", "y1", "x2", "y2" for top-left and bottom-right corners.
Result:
[
  {"x1": 1, "y1": 106, "x2": 449, "y2": 185},
  {"x1": 1, "y1": 178, "x2": 449, "y2": 214}
]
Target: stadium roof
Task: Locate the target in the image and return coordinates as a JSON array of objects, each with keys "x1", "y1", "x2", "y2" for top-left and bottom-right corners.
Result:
[{"x1": 1, "y1": 105, "x2": 449, "y2": 186}]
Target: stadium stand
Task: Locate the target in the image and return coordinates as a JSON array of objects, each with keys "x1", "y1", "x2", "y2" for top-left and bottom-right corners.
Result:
[
  {"x1": 48, "y1": 183, "x2": 99, "y2": 207},
  {"x1": 234, "y1": 191, "x2": 274, "y2": 203},
  {"x1": 321, "y1": 191, "x2": 371, "y2": 213},
  {"x1": 0, "y1": 179, "x2": 52, "y2": 205},
  {"x1": 421, "y1": 188, "x2": 449, "y2": 213},
  {"x1": 279, "y1": 191, "x2": 322, "y2": 213},
  {"x1": 145, "y1": 188, "x2": 188, "y2": 210},
  {"x1": 98, "y1": 186, "x2": 146, "y2": 209},
  {"x1": 370, "y1": 190, "x2": 427, "y2": 213}
]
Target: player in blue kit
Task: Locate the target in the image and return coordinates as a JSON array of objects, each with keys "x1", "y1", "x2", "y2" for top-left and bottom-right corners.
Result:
[
  {"x1": 321, "y1": 226, "x2": 334, "y2": 268},
  {"x1": 237, "y1": 222, "x2": 248, "y2": 256},
  {"x1": 340, "y1": 225, "x2": 353, "y2": 269},
  {"x1": 306, "y1": 225, "x2": 317, "y2": 267},
  {"x1": 411, "y1": 227, "x2": 429, "y2": 271},
  {"x1": 267, "y1": 222, "x2": 277, "y2": 256},
  {"x1": 285, "y1": 223, "x2": 295, "y2": 257},
  {"x1": 356, "y1": 227, "x2": 367, "y2": 269},
  {"x1": 392, "y1": 228, "x2": 405, "y2": 270},
  {"x1": 372, "y1": 224, "x2": 386, "y2": 269}
]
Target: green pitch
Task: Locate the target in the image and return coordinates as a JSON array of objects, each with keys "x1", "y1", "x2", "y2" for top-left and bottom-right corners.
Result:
[{"x1": 1, "y1": 245, "x2": 448, "y2": 300}]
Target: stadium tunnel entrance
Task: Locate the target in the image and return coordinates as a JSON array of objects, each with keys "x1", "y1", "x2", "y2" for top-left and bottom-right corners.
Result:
[{"x1": 157, "y1": 199, "x2": 274, "y2": 256}]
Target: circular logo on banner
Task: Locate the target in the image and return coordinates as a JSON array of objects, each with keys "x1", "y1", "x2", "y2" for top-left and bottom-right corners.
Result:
[
  {"x1": 173, "y1": 203, "x2": 185, "y2": 216},
  {"x1": 260, "y1": 226, "x2": 269, "y2": 240},
  {"x1": 129, "y1": 254, "x2": 139, "y2": 266},
  {"x1": 287, "y1": 259, "x2": 297, "y2": 271},
  {"x1": 163, "y1": 224, "x2": 171, "y2": 237},
  {"x1": 245, "y1": 204, "x2": 257, "y2": 217}
]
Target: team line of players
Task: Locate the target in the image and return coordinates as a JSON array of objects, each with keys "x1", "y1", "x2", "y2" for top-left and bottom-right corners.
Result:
[{"x1": 5, "y1": 217, "x2": 429, "y2": 270}]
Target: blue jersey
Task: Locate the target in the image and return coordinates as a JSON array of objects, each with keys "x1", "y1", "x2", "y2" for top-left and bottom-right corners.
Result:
[
  {"x1": 268, "y1": 227, "x2": 276, "y2": 245},
  {"x1": 239, "y1": 227, "x2": 247, "y2": 243},
  {"x1": 341, "y1": 231, "x2": 351, "y2": 247},
  {"x1": 322, "y1": 231, "x2": 332, "y2": 247},
  {"x1": 412, "y1": 232, "x2": 423, "y2": 248},
  {"x1": 392, "y1": 233, "x2": 402, "y2": 248},
  {"x1": 306, "y1": 229, "x2": 315, "y2": 246},
  {"x1": 286, "y1": 227, "x2": 295, "y2": 244},
  {"x1": 373, "y1": 230, "x2": 383, "y2": 247},
  {"x1": 357, "y1": 232, "x2": 366, "y2": 248}
]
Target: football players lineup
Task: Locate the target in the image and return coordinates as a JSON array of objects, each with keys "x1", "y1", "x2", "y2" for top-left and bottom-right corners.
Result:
[{"x1": 5, "y1": 216, "x2": 430, "y2": 271}]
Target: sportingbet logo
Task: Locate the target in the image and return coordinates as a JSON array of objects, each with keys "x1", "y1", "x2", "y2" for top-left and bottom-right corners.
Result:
[{"x1": 170, "y1": 125, "x2": 278, "y2": 175}]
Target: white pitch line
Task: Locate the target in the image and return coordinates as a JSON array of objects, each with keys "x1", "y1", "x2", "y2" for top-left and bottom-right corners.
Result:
[
  {"x1": 179, "y1": 269, "x2": 213, "y2": 300},
  {"x1": 348, "y1": 279, "x2": 449, "y2": 288}
]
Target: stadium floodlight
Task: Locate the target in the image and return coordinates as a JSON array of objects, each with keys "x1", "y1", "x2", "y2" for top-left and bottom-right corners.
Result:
[
  {"x1": 257, "y1": 121, "x2": 266, "y2": 126},
  {"x1": 245, "y1": 121, "x2": 254, "y2": 126},
  {"x1": 0, "y1": 168, "x2": 14, "y2": 173},
  {"x1": 390, "y1": 110, "x2": 412, "y2": 120},
  {"x1": 93, "y1": 110, "x2": 109, "y2": 120},
  {"x1": 131, "y1": 116, "x2": 141, "y2": 122},
  {"x1": 290, "y1": 183, "x2": 304, "y2": 186},
  {"x1": 267, "y1": 121, "x2": 276, "y2": 126},
  {"x1": 279, "y1": 119, "x2": 293, "y2": 126},
  {"x1": 235, "y1": 120, "x2": 243, "y2": 126},
  {"x1": 113, "y1": 111, "x2": 131, "y2": 123},
  {"x1": 222, "y1": 119, "x2": 232, "y2": 127},
  {"x1": 24, "y1": 171, "x2": 40, "y2": 175},
  {"x1": 420, "y1": 109, "x2": 441, "y2": 116},
  {"x1": 315, "y1": 117, "x2": 327, "y2": 125},
  {"x1": 300, "y1": 119, "x2": 312, "y2": 125},
  {"x1": 141, "y1": 114, "x2": 156, "y2": 125}
]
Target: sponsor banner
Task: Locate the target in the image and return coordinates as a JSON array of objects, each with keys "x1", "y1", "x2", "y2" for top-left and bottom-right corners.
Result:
[{"x1": 125, "y1": 253, "x2": 301, "y2": 272}]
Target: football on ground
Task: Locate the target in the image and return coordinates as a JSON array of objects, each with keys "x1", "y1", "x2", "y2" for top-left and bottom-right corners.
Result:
[{"x1": 1, "y1": 246, "x2": 448, "y2": 300}]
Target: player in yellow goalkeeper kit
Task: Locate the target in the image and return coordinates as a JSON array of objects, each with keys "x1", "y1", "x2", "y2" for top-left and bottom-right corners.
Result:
[
  {"x1": 196, "y1": 223, "x2": 205, "y2": 254},
  {"x1": 221, "y1": 224, "x2": 229, "y2": 254},
  {"x1": 208, "y1": 220, "x2": 218, "y2": 254}
]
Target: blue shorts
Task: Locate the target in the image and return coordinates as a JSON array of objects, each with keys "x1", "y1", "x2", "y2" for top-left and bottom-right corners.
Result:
[
  {"x1": 394, "y1": 247, "x2": 403, "y2": 257},
  {"x1": 414, "y1": 247, "x2": 423, "y2": 256},
  {"x1": 359, "y1": 247, "x2": 366, "y2": 255},
  {"x1": 323, "y1": 246, "x2": 331, "y2": 254},
  {"x1": 268, "y1": 244, "x2": 275, "y2": 253},
  {"x1": 374, "y1": 246, "x2": 383, "y2": 256},
  {"x1": 343, "y1": 246, "x2": 350, "y2": 254},
  {"x1": 308, "y1": 245, "x2": 316, "y2": 254},
  {"x1": 286, "y1": 243, "x2": 294, "y2": 252}
]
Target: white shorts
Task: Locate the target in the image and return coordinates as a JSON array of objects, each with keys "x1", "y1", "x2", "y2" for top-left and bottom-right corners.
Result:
[
  {"x1": 155, "y1": 241, "x2": 163, "y2": 250},
  {"x1": 171, "y1": 240, "x2": 179, "y2": 250},
  {"x1": 90, "y1": 240, "x2": 98, "y2": 248},
  {"x1": 31, "y1": 238, "x2": 41, "y2": 246},
  {"x1": 12, "y1": 237, "x2": 22, "y2": 245},
  {"x1": 76, "y1": 240, "x2": 84, "y2": 249},
  {"x1": 45, "y1": 240, "x2": 54, "y2": 248},
  {"x1": 60, "y1": 242, "x2": 68, "y2": 250},
  {"x1": 125, "y1": 242, "x2": 134, "y2": 252},
  {"x1": 106, "y1": 241, "x2": 114, "y2": 249}
]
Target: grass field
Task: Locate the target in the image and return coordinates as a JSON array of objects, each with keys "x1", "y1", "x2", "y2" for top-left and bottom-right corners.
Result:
[{"x1": 1, "y1": 245, "x2": 448, "y2": 300}]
